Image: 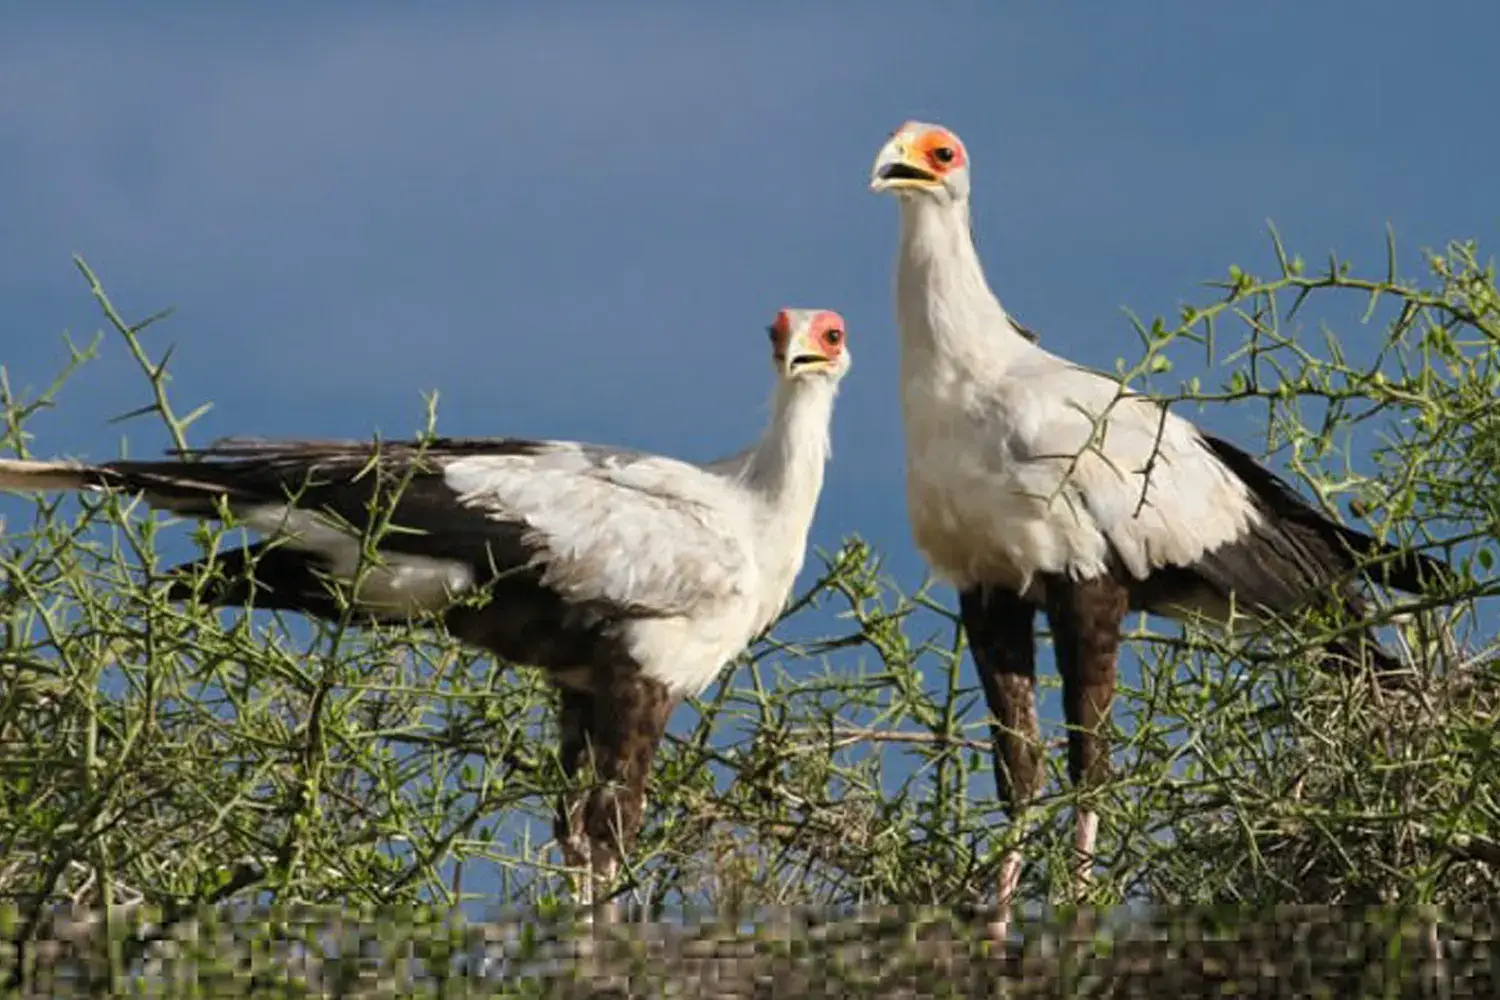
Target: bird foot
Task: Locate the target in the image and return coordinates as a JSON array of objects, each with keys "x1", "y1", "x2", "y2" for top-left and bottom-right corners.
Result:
[
  {"x1": 1072, "y1": 809, "x2": 1098, "y2": 893},
  {"x1": 559, "y1": 836, "x2": 596, "y2": 908},
  {"x1": 987, "y1": 849, "x2": 1024, "y2": 948},
  {"x1": 1064, "y1": 808, "x2": 1101, "y2": 948},
  {"x1": 559, "y1": 786, "x2": 635, "y2": 917}
]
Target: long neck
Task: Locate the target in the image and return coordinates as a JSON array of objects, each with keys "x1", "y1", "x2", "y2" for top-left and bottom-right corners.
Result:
[
  {"x1": 733, "y1": 375, "x2": 835, "y2": 629},
  {"x1": 739, "y1": 376, "x2": 835, "y2": 519},
  {"x1": 895, "y1": 195, "x2": 1034, "y2": 374}
]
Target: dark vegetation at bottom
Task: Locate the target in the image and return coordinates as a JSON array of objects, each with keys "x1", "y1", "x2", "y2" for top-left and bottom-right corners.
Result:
[{"x1": 1, "y1": 904, "x2": 1491, "y2": 998}]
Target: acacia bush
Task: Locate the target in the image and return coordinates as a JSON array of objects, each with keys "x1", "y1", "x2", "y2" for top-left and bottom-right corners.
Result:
[{"x1": 0, "y1": 235, "x2": 1497, "y2": 991}]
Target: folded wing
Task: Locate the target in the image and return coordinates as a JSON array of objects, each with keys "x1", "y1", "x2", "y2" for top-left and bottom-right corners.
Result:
[{"x1": 5, "y1": 436, "x2": 753, "y2": 625}]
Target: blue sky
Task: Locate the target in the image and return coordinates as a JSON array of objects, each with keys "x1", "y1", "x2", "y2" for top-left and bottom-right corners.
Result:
[
  {"x1": 2, "y1": 1, "x2": 1497, "y2": 897},
  {"x1": 4, "y1": 2, "x2": 1494, "y2": 585}
]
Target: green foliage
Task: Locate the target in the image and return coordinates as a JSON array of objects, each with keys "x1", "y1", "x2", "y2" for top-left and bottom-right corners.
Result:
[{"x1": 1, "y1": 235, "x2": 1497, "y2": 986}]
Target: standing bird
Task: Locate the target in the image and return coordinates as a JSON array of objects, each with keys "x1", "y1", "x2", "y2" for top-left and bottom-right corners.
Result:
[
  {"x1": 869, "y1": 121, "x2": 1446, "y2": 931},
  {"x1": 0, "y1": 307, "x2": 852, "y2": 903}
]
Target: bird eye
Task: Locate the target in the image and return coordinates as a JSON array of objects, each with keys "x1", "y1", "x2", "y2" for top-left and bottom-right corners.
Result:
[
  {"x1": 824, "y1": 328, "x2": 844, "y2": 345},
  {"x1": 766, "y1": 325, "x2": 777, "y2": 341},
  {"x1": 933, "y1": 146, "x2": 956, "y2": 164}
]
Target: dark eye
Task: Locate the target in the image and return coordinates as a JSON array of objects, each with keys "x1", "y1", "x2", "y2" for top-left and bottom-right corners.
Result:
[
  {"x1": 766, "y1": 326, "x2": 777, "y2": 341},
  {"x1": 824, "y1": 328, "x2": 844, "y2": 345},
  {"x1": 933, "y1": 146, "x2": 956, "y2": 164}
]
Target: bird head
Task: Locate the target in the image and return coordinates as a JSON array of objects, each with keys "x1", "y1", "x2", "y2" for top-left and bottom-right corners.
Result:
[
  {"x1": 767, "y1": 309, "x2": 851, "y2": 382},
  {"x1": 869, "y1": 121, "x2": 971, "y2": 204}
]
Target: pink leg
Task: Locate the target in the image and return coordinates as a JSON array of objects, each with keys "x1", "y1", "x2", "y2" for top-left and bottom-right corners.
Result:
[
  {"x1": 1074, "y1": 808, "x2": 1098, "y2": 894},
  {"x1": 988, "y1": 849, "x2": 1026, "y2": 943}
]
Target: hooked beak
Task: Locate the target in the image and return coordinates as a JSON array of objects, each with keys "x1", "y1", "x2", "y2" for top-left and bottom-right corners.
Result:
[
  {"x1": 870, "y1": 133, "x2": 939, "y2": 193},
  {"x1": 783, "y1": 329, "x2": 834, "y2": 376}
]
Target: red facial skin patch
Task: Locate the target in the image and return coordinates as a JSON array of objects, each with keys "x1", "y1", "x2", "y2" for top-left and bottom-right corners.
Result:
[
  {"x1": 893, "y1": 121, "x2": 968, "y2": 175},
  {"x1": 769, "y1": 309, "x2": 794, "y2": 362},
  {"x1": 807, "y1": 310, "x2": 847, "y2": 359}
]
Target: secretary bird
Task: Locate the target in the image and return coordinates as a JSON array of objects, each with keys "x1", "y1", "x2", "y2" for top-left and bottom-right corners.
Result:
[
  {"x1": 869, "y1": 121, "x2": 1448, "y2": 933},
  {"x1": 0, "y1": 307, "x2": 852, "y2": 904}
]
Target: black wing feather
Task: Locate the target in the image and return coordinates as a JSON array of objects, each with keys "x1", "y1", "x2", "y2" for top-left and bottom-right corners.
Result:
[
  {"x1": 1197, "y1": 434, "x2": 1448, "y2": 594},
  {"x1": 1119, "y1": 432, "x2": 1448, "y2": 685},
  {"x1": 107, "y1": 437, "x2": 638, "y2": 672}
]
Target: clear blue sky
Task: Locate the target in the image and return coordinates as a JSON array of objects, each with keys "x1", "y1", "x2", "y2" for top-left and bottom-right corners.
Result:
[
  {"x1": 2, "y1": 1, "x2": 1496, "y2": 895},
  {"x1": 3, "y1": 2, "x2": 1494, "y2": 593}
]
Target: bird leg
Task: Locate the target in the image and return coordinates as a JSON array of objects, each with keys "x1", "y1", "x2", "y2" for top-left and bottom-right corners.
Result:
[
  {"x1": 1043, "y1": 573, "x2": 1127, "y2": 908},
  {"x1": 554, "y1": 687, "x2": 604, "y2": 907},
  {"x1": 959, "y1": 585, "x2": 1040, "y2": 945},
  {"x1": 554, "y1": 667, "x2": 677, "y2": 921}
]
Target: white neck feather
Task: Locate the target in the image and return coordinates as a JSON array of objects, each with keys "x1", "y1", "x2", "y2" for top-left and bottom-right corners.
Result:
[
  {"x1": 739, "y1": 375, "x2": 835, "y2": 518},
  {"x1": 895, "y1": 196, "x2": 1035, "y2": 376},
  {"x1": 720, "y1": 374, "x2": 836, "y2": 632},
  {"x1": 738, "y1": 374, "x2": 836, "y2": 636}
]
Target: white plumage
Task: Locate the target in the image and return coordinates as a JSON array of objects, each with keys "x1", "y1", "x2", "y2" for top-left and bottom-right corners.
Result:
[
  {"x1": 0, "y1": 305, "x2": 852, "y2": 903},
  {"x1": 871, "y1": 120, "x2": 1446, "y2": 938},
  {"x1": 884, "y1": 136, "x2": 1258, "y2": 607},
  {"x1": 902, "y1": 350, "x2": 1260, "y2": 602}
]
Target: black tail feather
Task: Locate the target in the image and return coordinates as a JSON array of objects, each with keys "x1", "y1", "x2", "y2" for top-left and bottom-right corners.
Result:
[
  {"x1": 162, "y1": 542, "x2": 349, "y2": 621},
  {"x1": 1199, "y1": 433, "x2": 1449, "y2": 594},
  {"x1": 1194, "y1": 433, "x2": 1445, "y2": 691}
]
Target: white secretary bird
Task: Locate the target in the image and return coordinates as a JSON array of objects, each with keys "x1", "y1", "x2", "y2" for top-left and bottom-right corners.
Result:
[
  {"x1": 869, "y1": 120, "x2": 1449, "y2": 934},
  {"x1": 0, "y1": 307, "x2": 853, "y2": 905}
]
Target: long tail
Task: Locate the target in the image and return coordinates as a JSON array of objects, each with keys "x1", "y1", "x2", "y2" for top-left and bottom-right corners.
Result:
[
  {"x1": 1200, "y1": 435, "x2": 1451, "y2": 594},
  {"x1": 1199, "y1": 435, "x2": 1452, "y2": 688},
  {"x1": 2, "y1": 458, "x2": 366, "y2": 620},
  {"x1": 0, "y1": 459, "x2": 103, "y2": 493},
  {"x1": 0, "y1": 457, "x2": 245, "y2": 518}
]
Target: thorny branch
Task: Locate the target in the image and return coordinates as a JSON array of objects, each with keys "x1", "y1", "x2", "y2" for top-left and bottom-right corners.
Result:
[{"x1": 0, "y1": 238, "x2": 1496, "y2": 940}]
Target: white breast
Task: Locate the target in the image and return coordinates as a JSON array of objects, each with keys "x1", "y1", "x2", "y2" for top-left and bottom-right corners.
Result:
[
  {"x1": 632, "y1": 491, "x2": 798, "y2": 698},
  {"x1": 900, "y1": 365, "x2": 1113, "y2": 595},
  {"x1": 625, "y1": 606, "x2": 762, "y2": 695}
]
